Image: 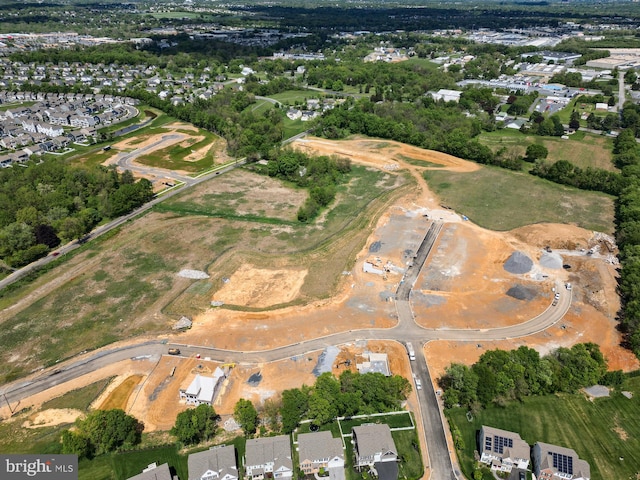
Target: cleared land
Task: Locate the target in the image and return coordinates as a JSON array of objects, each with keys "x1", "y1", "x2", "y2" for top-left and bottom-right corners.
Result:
[
  {"x1": 447, "y1": 376, "x2": 640, "y2": 480},
  {"x1": 0, "y1": 161, "x2": 408, "y2": 381},
  {"x1": 1, "y1": 133, "x2": 636, "y2": 480},
  {"x1": 479, "y1": 130, "x2": 616, "y2": 172},
  {"x1": 423, "y1": 166, "x2": 614, "y2": 232}
]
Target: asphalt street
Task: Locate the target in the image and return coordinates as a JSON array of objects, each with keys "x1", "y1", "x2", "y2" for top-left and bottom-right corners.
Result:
[{"x1": 0, "y1": 219, "x2": 573, "y2": 480}]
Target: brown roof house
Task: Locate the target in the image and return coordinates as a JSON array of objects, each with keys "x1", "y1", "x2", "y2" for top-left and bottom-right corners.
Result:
[
  {"x1": 188, "y1": 444, "x2": 238, "y2": 480},
  {"x1": 297, "y1": 431, "x2": 345, "y2": 479},
  {"x1": 479, "y1": 425, "x2": 530, "y2": 473},
  {"x1": 352, "y1": 424, "x2": 398, "y2": 480},
  {"x1": 533, "y1": 442, "x2": 590, "y2": 480},
  {"x1": 244, "y1": 435, "x2": 293, "y2": 480}
]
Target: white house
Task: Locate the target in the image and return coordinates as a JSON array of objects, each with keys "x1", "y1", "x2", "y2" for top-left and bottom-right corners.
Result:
[
  {"x1": 431, "y1": 89, "x2": 462, "y2": 103},
  {"x1": 126, "y1": 463, "x2": 172, "y2": 480},
  {"x1": 179, "y1": 367, "x2": 226, "y2": 406},
  {"x1": 352, "y1": 424, "x2": 397, "y2": 467}
]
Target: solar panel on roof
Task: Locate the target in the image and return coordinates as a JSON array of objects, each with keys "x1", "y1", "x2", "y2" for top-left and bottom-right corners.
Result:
[
  {"x1": 550, "y1": 452, "x2": 574, "y2": 475},
  {"x1": 485, "y1": 437, "x2": 492, "y2": 450},
  {"x1": 493, "y1": 436, "x2": 513, "y2": 454}
]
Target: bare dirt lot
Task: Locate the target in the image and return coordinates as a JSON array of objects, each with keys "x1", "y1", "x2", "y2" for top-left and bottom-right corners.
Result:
[{"x1": 4, "y1": 135, "x2": 637, "y2": 438}]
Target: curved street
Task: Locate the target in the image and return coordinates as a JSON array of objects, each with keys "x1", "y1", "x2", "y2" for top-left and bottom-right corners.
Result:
[{"x1": 0, "y1": 219, "x2": 573, "y2": 480}]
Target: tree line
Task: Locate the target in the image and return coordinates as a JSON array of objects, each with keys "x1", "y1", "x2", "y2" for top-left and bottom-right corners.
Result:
[
  {"x1": 612, "y1": 126, "x2": 640, "y2": 356},
  {"x1": 439, "y1": 343, "x2": 616, "y2": 411},
  {"x1": 264, "y1": 150, "x2": 352, "y2": 222},
  {"x1": 0, "y1": 162, "x2": 152, "y2": 268}
]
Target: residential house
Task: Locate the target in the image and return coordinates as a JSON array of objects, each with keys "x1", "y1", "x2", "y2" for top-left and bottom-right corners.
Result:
[
  {"x1": 188, "y1": 445, "x2": 238, "y2": 480},
  {"x1": 478, "y1": 426, "x2": 530, "y2": 473},
  {"x1": 126, "y1": 462, "x2": 172, "y2": 480},
  {"x1": 533, "y1": 442, "x2": 590, "y2": 480},
  {"x1": 286, "y1": 108, "x2": 302, "y2": 120},
  {"x1": 352, "y1": 424, "x2": 398, "y2": 480},
  {"x1": 179, "y1": 367, "x2": 226, "y2": 406},
  {"x1": 297, "y1": 431, "x2": 344, "y2": 475},
  {"x1": 431, "y1": 89, "x2": 462, "y2": 103},
  {"x1": 244, "y1": 435, "x2": 293, "y2": 480}
]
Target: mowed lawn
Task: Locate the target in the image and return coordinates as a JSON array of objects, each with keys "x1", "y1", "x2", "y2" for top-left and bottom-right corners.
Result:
[
  {"x1": 447, "y1": 376, "x2": 640, "y2": 480},
  {"x1": 479, "y1": 130, "x2": 616, "y2": 171},
  {"x1": 423, "y1": 165, "x2": 614, "y2": 233}
]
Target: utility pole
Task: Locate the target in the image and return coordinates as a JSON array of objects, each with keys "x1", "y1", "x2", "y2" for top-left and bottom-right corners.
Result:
[{"x1": 3, "y1": 393, "x2": 14, "y2": 414}]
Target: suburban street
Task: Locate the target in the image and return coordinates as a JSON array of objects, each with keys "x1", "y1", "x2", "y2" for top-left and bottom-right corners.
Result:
[{"x1": 0, "y1": 219, "x2": 573, "y2": 480}]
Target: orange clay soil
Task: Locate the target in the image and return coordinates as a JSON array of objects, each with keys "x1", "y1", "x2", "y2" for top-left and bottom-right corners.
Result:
[{"x1": 5, "y1": 136, "x2": 636, "y2": 436}]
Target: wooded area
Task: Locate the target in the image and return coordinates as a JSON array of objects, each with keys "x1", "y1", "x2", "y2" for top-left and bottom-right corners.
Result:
[
  {"x1": 439, "y1": 343, "x2": 613, "y2": 410},
  {"x1": 0, "y1": 162, "x2": 153, "y2": 268}
]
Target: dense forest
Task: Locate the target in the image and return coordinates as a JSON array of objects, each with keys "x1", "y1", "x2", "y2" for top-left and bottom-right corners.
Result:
[
  {"x1": 439, "y1": 343, "x2": 617, "y2": 410},
  {"x1": 0, "y1": 162, "x2": 153, "y2": 268}
]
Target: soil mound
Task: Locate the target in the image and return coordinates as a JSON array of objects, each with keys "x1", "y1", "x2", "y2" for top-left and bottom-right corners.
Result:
[
  {"x1": 504, "y1": 251, "x2": 533, "y2": 274},
  {"x1": 506, "y1": 285, "x2": 537, "y2": 301},
  {"x1": 540, "y1": 251, "x2": 563, "y2": 269}
]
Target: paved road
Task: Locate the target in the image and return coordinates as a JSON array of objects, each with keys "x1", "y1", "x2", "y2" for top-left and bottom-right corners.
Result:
[
  {"x1": 0, "y1": 218, "x2": 573, "y2": 480},
  {"x1": 0, "y1": 160, "x2": 245, "y2": 291},
  {"x1": 114, "y1": 134, "x2": 196, "y2": 185}
]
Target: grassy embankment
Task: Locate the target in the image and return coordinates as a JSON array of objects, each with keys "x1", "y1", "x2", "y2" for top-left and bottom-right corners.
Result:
[
  {"x1": 0, "y1": 164, "x2": 410, "y2": 382},
  {"x1": 423, "y1": 164, "x2": 614, "y2": 233}
]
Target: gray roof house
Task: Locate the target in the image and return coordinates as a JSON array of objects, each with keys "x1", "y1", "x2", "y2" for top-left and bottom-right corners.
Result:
[
  {"x1": 533, "y1": 442, "x2": 590, "y2": 480},
  {"x1": 479, "y1": 426, "x2": 530, "y2": 473},
  {"x1": 352, "y1": 423, "x2": 397, "y2": 468},
  {"x1": 244, "y1": 435, "x2": 293, "y2": 480},
  {"x1": 126, "y1": 462, "x2": 172, "y2": 480},
  {"x1": 297, "y1": 431, "x2": 344, "y2": 475},
  {"x1": 188, "y1": 444, "x2": 238, "y2": 480}
]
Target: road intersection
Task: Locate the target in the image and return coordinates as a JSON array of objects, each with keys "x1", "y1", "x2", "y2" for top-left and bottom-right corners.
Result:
[{"x1": 0, "y1": 218, "x2": 572, "y2": 480}]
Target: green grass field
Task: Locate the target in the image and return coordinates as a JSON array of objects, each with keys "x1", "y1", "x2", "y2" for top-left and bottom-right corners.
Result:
[
  {"x1": 479, "y1": 129, "x2": 616, "y2": 171},
  {"x1": 270, "y1": 90, "x2": 318, "y2": 105},
  {"x1": 446, "y1": 376, "x2": 640, "y2": 480},
  {"x1": 423, "y1": 165, "x2": 614, "y2": 232},
  {"x1": 41, "y1": 377, "x2": 114, "y2": 411}
]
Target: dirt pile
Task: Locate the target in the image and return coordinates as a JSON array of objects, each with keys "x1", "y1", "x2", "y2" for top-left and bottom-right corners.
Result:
[{"x1": 504, "y1": 251, "x2": 534, "y2": 274}]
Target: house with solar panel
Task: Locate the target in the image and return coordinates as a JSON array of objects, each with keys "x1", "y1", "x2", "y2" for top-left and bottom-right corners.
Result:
[
  {"x1": 478, "y1": 426, "x2": 530, "y2": 473},
  {"x1": 532, "y1": 442, "x2": 590, "y2": 480}
]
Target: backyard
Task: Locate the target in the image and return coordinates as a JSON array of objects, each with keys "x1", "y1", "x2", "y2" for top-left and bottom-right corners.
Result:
[{"x1": 446, "y1": 375, "x2": 640, "y2": 480}]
